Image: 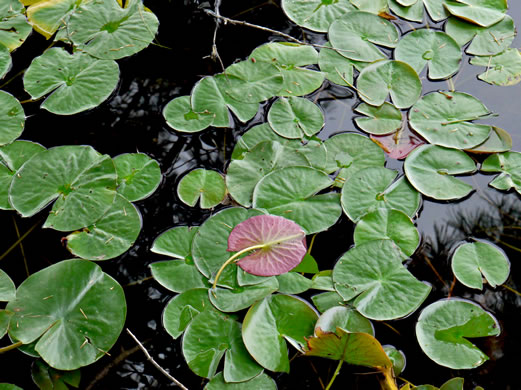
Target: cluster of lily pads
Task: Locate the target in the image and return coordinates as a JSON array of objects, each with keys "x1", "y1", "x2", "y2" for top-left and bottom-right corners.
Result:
[{"x1": 157, "y1": 0, "x2": 520, "y2": 388}]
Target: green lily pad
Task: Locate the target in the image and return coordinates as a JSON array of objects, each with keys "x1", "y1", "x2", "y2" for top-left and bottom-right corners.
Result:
[
  {"x1": 204, "y1": 372, "x2": 277, "y2": 390},
  {"x1": 210, "y1": 278, "x2": 279, "y2": 312},
  {"x1": 68, "y1": 0, "x2": 159, "y2": 60},
  {"x1": 7, "y1": 259, "x2": 126, "y2": 370},
  {"x1": 150, "y1": 260, "x2": 208, "y2": 293},
  {"x1": 395, "y1": 0, "x2": 418, "y2": 5},
  {"x1": 0, "y1": 45, "x2": 10, "y2": 79},
  {"x1": 312, "y1": 270, "x2": 335, "y2": 291},
  {"x1": 451, "y1": 240, "x2": 510, "y2": 289},
  {"x1": 177, "y1": 169, "x2": 226, "y2": 209},
  {"x1": 183, "y1": 309, "x2": 262, "y2": 382},
  {"x1": 388, "y1": 0, "x2": 424, "y2": 22},
  {"x1": 0, "y1": 0, "x2": 32, "y2": 50},
  {"x1": 267, "y1": 97, "x2": 324, "y2": 139},
  {"x1": 416, "y1": 299, "x2": 500, "y2": 369},
  {"x1": 0, "y1": 384, "x2": 22, "y2": 390},
  {"x1": 350, "y1": 0, "x2": 389, "y2": 13},
  {"x1": 232, "y1": 123, "x2": 299, "y2": 160},
  {"x1": 333, "y1": 240, "x2": 431, "y2": 320},
  {"x1": 242, "y1": 294, "x2": 318, "y2": 372},
  {"x1": 409, "y1": 91, "x2": 492, "y2": 149},
  {"x1": 281, "y1": 0, "x2": 355, "y2": 32},
  {"x1": 318, "y1": 42, "x2": 366, "y2": 86},
  {"x1": 163, "y1": 95, "x2": 215, "y2": 132},
  {"x1": 0, "y1": 310, "x2": 12, "y2": 339},
  {"x1": 394, "y1": 30, "x2": 462, "y2": 80},
  {"x1": 0, "y1": 91, "x2": 25, "y2": 146},
  {"x1": 0, "y1": 269, "x2": 15, "y2": 302},
  {"x1": 65, "y1": 193, "x2": 141, "y2": 260},
  {"x1": 404, "y1": 144, "x2": 476, "y2": 200},
  {"x1": 384, "y1": 346, "x2": 406, "y2": 376},
  {"x1": 354, "y1": 209, "x2": 420, "y2": 256},
  {"x1": 0, "y1": 141, "x2": 45, "y2": 210},
  {"x1": 252, "y1": 166, "x2": 342, "y2": 234},
  {"x1": 354, "y1": 102, "x2": 403, "y2": 135},
  {"x1": 26, "y1": 0, "x2": 80, "y2": 39},
  {"x1": 31, "y1": 360, "x2": 81, "y2": 390},
  {"x1": 328, "y1": 11, "x2": 399, "y2": 62},
  {"x1": 466, "y1": 126, "x2": 512, "y2": 153},
  {"x1": 151, "y1": 225, "x2": 198, "y2": 259},
  {"x1": 423, "y1": 0, "x2": 450, "y2": 21},
  {"x1": 470, "y1": 48, "x2": 521, "y2": 86},
  {"x1": 357, "y1": 60, "x2": 422, "y2": 109},
  {"x1": 315, "y1": 306, "x2": 374, "y2": 335},
  {"x1": 481, "y1": 151, "x2": 521, "y2": 193},
  {"x1": 291, "y1": 252, "x2": 319, "y2": 274},
  {"x1": 276, "y1": 272, "x2": 313, "y2": 294},
  {"x1": 114, "y1": 153, "x2": 161, "y2": 202},
  {"x1": 444, "y1": 0, "x2": 507, "y2": 28},
  {"x1": 445, "y1": 15, "x2": 515, "y2": 56},
  {"x1": 23, "y1": 48, "x2": 120, "y2": 115},
  {"x1": 312, "y1": 291, "x2": 344, "y2": 313},
  {"x1": 341, "y1": 167, "x2": 421, "y2": 222}
]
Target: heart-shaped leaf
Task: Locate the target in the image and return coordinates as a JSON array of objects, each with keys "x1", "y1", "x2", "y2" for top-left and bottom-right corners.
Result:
[
  {"x1": 0, "y1": 0, "x2": 31, "y2": 50},
  {"x1": 177, "y1": 169, "x2": 226, "y2": 209},
  {"x1": 281, "y1": 0, "x2": 355, "y2": 32},
  {"x1": 312, "y1": 291, "x2": 345, "y2": 313},
  {"x1": 470, "y1": 48, "x2": 521, "y2": 86},
  {"x1": 268, "y1": 97, "x2": 325, "y2": 139},
  {"x1": 163, "y1": 95, "x2": 215, "y2": 132},
  {"x1": 26, "y1": 0, "x2": 80, "y2": 39},
  {"x1": 114, "y1": 153, "x2": 161, "y2": 202},
  {"x1": 444, "y1": 0, "x2": 507, "y2": 27},
  {"x1": 315, "y1": 306, "x2": 374, "y2": 335},
  {"x1": 204, "y1": 372, "x2": 277, "y2": 390},
  {"x1": 210, "y1": 278, "x2": 279, "y2": 312},
  {"x1": 276, "y1": 272, "x2": 313, "y2": 294},
  {"x1": 354, "y1": 102, "x2": 403, "y2": 135},
  {"x1": 0, "y1": 91, "x2": 25, "y2": 146},
  {"x1": 0, "y1": 269, "x2": 15, "y2": 302},
  {"x1": 481, "y1": 151, "x2": 521, "y2": 193},
  {"x1": 384, "y1": 346, "x2": 406, "y2": 376},
  {"x1": 319, "y1": 42, "x2": 364, "y2": 86},
  {"x1": 370, "y1": 124, "x2": 425, "y2": 159},
  {"x1": 150, "y1": 260, "x2": 209, "y2": 293},
  {"x1": 466, "y1": 126, "x2": 512, "y2": 154},
  {"x1": 151, "y1": 225, "x2": 198, "y2": 259},
  {"x1": 388, "y1": 0, "x2": 424, "y2": 22}
]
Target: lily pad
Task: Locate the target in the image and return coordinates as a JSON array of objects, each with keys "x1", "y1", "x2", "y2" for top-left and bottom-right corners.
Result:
[
  {"x1": 7, "y1": 259, "x2": 126, "y2": 370},
  {"x1": 281, "y1": 0, "x2": 355, "y2": 32},
  {"x1": 312, "y1": 291, "x2": 345, "y2": 313},
  {"x1": 423, "y1": 0, "x2": 450, "y2": 21},
  {"x1": 357, "y1": 60, "x2": 422, "y2": 109},
  {"x1": 276, "y1": 272, "x2": 313, "y2": 294},
  {"x1": 268, "y1": 97, "x2": 324, "y2": 139},
  {"x1": 204, "y1": 372, "x2": 277, "y2": 390},
  {"x1": 0, "y1": 91, "x2": 25, "y2": 146},
  {"x1": 370, "y1": 124, "x2": 425, "y2": 159},
  {"x1": 416, "y1": 299, "x2": 500, "y2": 369},
  {"x1": 163, "y1": 95, "x2": 215, "y2": 132},
  {"x1": 481, "y1": 151, "x2": 521, "y2": 193},
  {"x1": 242, "y1": 294, "x2": 318, "y2": 372},
  {"x1": 318, "y1": 42, "x2": 367, "y2": 86},
  {"x1": 23, "y1": 48, "x2": 120, "y2": 115},
  {"x1": 384, "y1": 345, "x2": 406, "y2": 376},
  {"x1": 151, "y1": 225, "x2": 198, "y2": 259},
  {"x1": 444, "y1": 0, "x2": 507, "y2": 28},
  {"x1": 114, "y1": 153, "x2": 161, "y2": 202},
  {"x1": 466, "y1": 126, "x2": 512, "y2": 153},
  {"x1": 67, "y1": 0, "x2": 159, "y2": 60},
  {"x1": 210, "y1": 278, "x2": 279, "y2": 312},
  {"x1": 388, "y1": 0, "x2": 424, "y2": 22},
  {"x1": 409, "y1": 91, "x2": 492, "y2": 149},
  {"x1": 0, "y1": 269, "x2": 15, "y2": 302},
  {"x1": 341, "y1": 167, "x2": 421, "y2": 222},
  {"x1": 183, "y1": 309, "x2": 262, "y2": 382},
  {"x1": 31, "y1": 360, "x2": 81, "y2": 390},
  {"x1": 291, "y1": 252, "x2": 319, "y2": 274},
  {"x1": 0, "y1": 310, "x2": 12, "y2": 339},
  {"x1": 404, "y1": 144, "x2": 476, "y2": 200},
  {"x1": 394, "y1": 30, "x2": 462, "y2": 80},
  {"x1": 0, "y1": 0, "x2": 32, "y2": 50},
  {"x1": 26, "y1": 0, "x2": 81, "y2": 39},
  {"x1": 65, "y1": 193, "x2": 141, "y2": 260},
  {"x1": 315, "y1": 306, "x2": 374, "y2": 335},
  {"x1": 9, "y1": 145, "x2": 117, "y2": 231},
  {"x1": 329, "y1": 11, "x2": 399, "y2": 62},
  {"x1": 0, "y1": 45, "x2": 10, "y2": 79},
  {"x1": 252, "y1": 166, "x2": 342, "y2": 234},
  {"x1": 354, "y1": 102, "x2": 403, "y2": 135},
  {"x1": 470, "y1": 48, "x2": 521, "y2": 86},
  {"x1": 150, "y1": 258, "x2": 208, "y2": 293},
  {"x1": 451, "y1": 240, "x2": 510, "y2": 289},
  {"x1": 312, "y1": 270, "x2": 335, "y2": 291},
  {"x1": 177, "y1": 169, "x2": 226, "y2": 209},
  {"x1": 333, "y1": 240, "x2": 431, "y2": 320},
  {"x1": 350, "y1": 0, "x2": 389, "y2": 14}
]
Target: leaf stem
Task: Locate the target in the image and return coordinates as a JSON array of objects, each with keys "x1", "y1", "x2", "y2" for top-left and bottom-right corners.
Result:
[
  {"x1": 325, "y1": 359, "x2": 343, "y2": 390},
  {"x1": 0, "y1": 341, "x2": 23, "y2": 354},
  {"x1": 502, "y1": 284, "x2": 521, "y2": 297},
  {"x1": 0, "y1": 218, "x2": 42, "y2": 262}
]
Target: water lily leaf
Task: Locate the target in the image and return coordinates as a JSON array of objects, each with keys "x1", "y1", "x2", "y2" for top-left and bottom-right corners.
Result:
[
  {"x1": 354, "y1": 102, "x2": 402, "y2": 135},
  {"x1": 0, "y1": 269, "x2": 15, "y2": 302},
  {"x1": 292, "y1": 253, "x2": 319, "y2": 274},
  {"x1": 0, "y1": 141, "x2": 45, "y2": 210},
  {"x1": 329, "y1": 11, "x2": 399, "y2": 62},
  {"x1": 318, "y1": 42, "x2": 366, "y2": 86},
  {"x1": 65, "y1": 193, "x2": 141, "y2": 260},
  {"x1": 354, "y1": 209, "x2": 420, "y2": 256},
  {"x1": 7, "y1": 259, "x2": 126, "y2": 370},
  {"x1": 242, "y1": 294, "x2": 318, "y2": 372},
  {"x1": 151, "y1": 225, "x2": 198, "y2": 259},
  {"x1": 333, "y1": 240, "x2": 431, "y2": 320},
  {"x1": 268, "y1": 97, "x2": 324, "y2": 139},
  {"x1": 404, "y1": 144, "x2": 476, "y2": 200},
  {"x1": 350, "y1": 0, "x2": 389, "y2": 14},
  {"x1": 341, "y1": 167, "x2": 421, "y2": 222},
  {"x1": 0, "y1": 310, "x2": 13, "y2": 339},
  {"x1": 177, "y1": 169, "x2": 226, "y2": 209},
  {"x1": 312, "y1": 291, "x2": 344, "y2": 313},
  {"x1": 439, "y1": 378, "x2": 464, "y2": 390},
  {"x1": 383, "y1": 346, "x2": 406, "y2": 376},
  {"x1": 396, "y1": 0, "x2": 418, "y2": 5},
  {"x1": 26, "y1": 0, "x2": 80, "y2": 39},
  {"x1": 357, "y1": 60, "x2": 422, "y2": 109},
  {"x1": 466, "y1": 126, "x2": 512, "y2": 153},
  {"x1": 204, "y1": 372, "x2": 277, "y2": 390},
  {"x1": 276, "y1": 272, "x2": 313, "y2": 294},
  {"x1": 114, "y1": 153, "x2": 161, "y2": 202},
  {"x1": 0, "y1": 0, "x2": 31, "y2": 50},
  {"x1": 315, "y1": 306, "x2": 374, "y2": 335},
  {"x1": 31, "y1": 359, "x2": 81, "y2": 390},
  {"x1": 0, "y1": 91, "x2": 25, "y2": 146},
  {"x1": 451, "y1": 241, "x2": 510, "y2": 289},
  {"x1": 423, "y1": 0, "x2": 450, "y2": 21},
  {"x1": 0, "y1": 45, "x2": 10, "y2": 79},
  {"x1": 151, "y1": 259, "x2": 208, "y2": 293},
  {"x1": 0, "y1": 384, "x2": 22, "y2": 390},
  {"x1": 10, "y1": 145, "x2": 117, "y2": 231},
  {"x1": 409, "y1": 91, "x2": 492, "y2": 149},
  {"x1": 163, "y1": 95, "x2": 215, "y2": 132},
  {"x1": 162, "y1": 288, "x2": 212, "y2": 339},
  {"x1": 470, "y1": 48, "x2": 521, "y2": 86},
  {"x1": 227, "y1": 214, "x2": 307, "y2": 277},
  {"x1": 445, "y1": 15, "x2": 515, "y2": 56},
  {"x1": 312, "y1": 270, "x2": 335, "y2": 291},
  {"x1": 253, "y1": 166, "x2": 342, "y2": 234},
  {"x1": 210, "y1": 278, "x2": 279, "y2": 312},
  {"x1": 444, "y1": 0, "x2": 507, "y2": 28},
  {"x1": 68, "y1": 0, "x2": 159, "y2": 60},
  {"x1": 388, "y1": 0, "x2": 424, "y2": 22},
  {"x1": 481, "y1": 151, "x2": 521, "y2": 193},
  {"x1": 416, "y1": 299, "x2": 500, "y2": 369},
  {"x1": 370, "y1": 124, "x2": 425, "y2": 159},
  {"x1": 232, "y1": 123, "x2": 299, "y2": 160},
  {"x1": 23, "y1": 48, "x2": 120, "y2": 115},
  {"x1": 281, "y1": 0, "x2": 355, "y2": 32},
  {"x1": 394, "y1": 30, "x2": 462, "y2": 80},
  {"x1": 183, "y1": 309, "x2": 262, "y2": 382}
]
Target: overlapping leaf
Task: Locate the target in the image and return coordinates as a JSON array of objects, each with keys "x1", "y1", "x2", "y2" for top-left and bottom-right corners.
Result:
[
  {"x1": 0, "y1": 269, "x2": 15, "y2": 302},
  {"x1": 268, "y1": 97, "x2": 325, "y2": 138},
  {"x1": 444, "y1": 0, "x2": 507, "y2": 27},
  {"x1": 0, "y1": 91, "x2": 25, "y2": 146},
  {"x1": 204, "y1": 372, "x2": 277, "y2": 390},
  {"x1": 354, "y1": 102, "x2": 403, "y2": 135},
  {"x1": 470, "y1": 49, "x2": 521, "y2": 86},
  {"x1": 481, "y1": 151, "x2": 521, "y2": 193},
  {"x1": 177, "y1": 169, "x2": 226, "y2": 209},
  {"x1": 281, "y1": 0, "x2": 355, "y2": 32},
  {"x1": 0, "y1": 0, "x2": 32, "y2": 49},
  {"x1": 114, "y1": 153, "x2": 161, "y2": 202}
]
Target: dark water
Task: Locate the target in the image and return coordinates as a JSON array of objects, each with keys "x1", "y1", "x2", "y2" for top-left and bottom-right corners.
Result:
[{"x1": 1, "y1": 1, "x2": 520, "y2": 389}]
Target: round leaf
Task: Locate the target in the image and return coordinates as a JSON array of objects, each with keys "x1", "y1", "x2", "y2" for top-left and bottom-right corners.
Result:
[
  {"x1": 177, "y1": 169, "x2": 226, "y2": 209},
  {"x1": 443, "y1": 0, "x2": 507, "y2": 28},
  {"x1": 0, "y1": 45, "x2": 10, "y2": 80},
  {"x1": 151, "y1": 225, "x2": 198, "y2": 260},
  {"x1": 276, "y1": 272, "x2": 312, "y2": 294},
  {"x1": 204, "y1": 372, "x2": 277, "y2": 390},
  {"x1": 0, "y1": 91, "x2": 25, "y2": 146},
  {"x1": 26, "y1": 0, "x2": 78, "y2": 38},
  {"x1": 315, "y1": 306, "x2": 374, "y2": 335},
  {"x1": 114, "y1": 153, "x2": 161, "y2": 202},
  {"x1": 470, "y1": 48, "x2": 521, "y2": 86},
  {"x1": 268, "y1": 97, "x2": 324, "y2": 139},
  {"x1": 0, "y1": 0, "x2": 31, "y2": 50},
  {"x1": 163, "y1": 95, "x2": 215, "y2": 132},
  {"x1": 281, "y1": 0, "x2": 355, "y2": 32},
  {"x1": 150, "y1": 260, "x2": 208, "y2": 293},
  {"x1": 0, "y1": 269, "x2": 15, "y2": 302},
  {"x1": 466, "y1": 126, "x2": 512, "y2": 154},
  {"x1": 354, "y1": 102, "x2": 403, "y2": 135},
  {"x1": 388, "y1": 0, "x2": 424, "y2": 22},
  {"x1": 384, "y1": 346, "x2": 406, "y2": 376},
  {"x1": 210, "y1": 278, "x2": 279, "y2": 312},
  {"x1": 481, "y1": 151, "x2": 521, "y2": 194}
]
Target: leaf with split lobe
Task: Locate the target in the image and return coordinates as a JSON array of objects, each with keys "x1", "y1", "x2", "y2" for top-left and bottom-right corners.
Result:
[
  {"x1": 210, "y1": 278, "x2": 279, "y2": 312},
  {"x1": 389, "y1": 0, "x2": 424, "y2": 22},
  {"x1": 0, "y1": 0, "x2": 31, "y2": 50},
  {"x1": 370, "y1": 124, "x2": 425, "y2": 160},
  {"x1": 466, "y1": 126, "x2": 511, "y2": 154},
  {"x1": 319, "y1": 42, "x2": 367, "y2": 86},
  {"x1": 0, "y1": 91, "x2": 25, "y2": 146},
  {"x1": 444, "y1": 0, "x2": 507, "y2": 28},
  {"x1": 470, "y1": 49, "x2": 521, "y2": 86},
  {"x1": 177, "y1": 169, "x2": 226, "y2": 209},
  {"x1": 354, "y1": 102, "x2": 403, "y2": 135},
  {"x1": 204, "y1": 372, "x2": 277, "y2": 390},
  {"x1": 268, "y1": 97, "x2": 325, "y2": 139},
  {"x1": 481, "y1": 151, "x2": 521, "y2": 194},
  {"x1": 114, "y1": 153, "x2": 161, "y2": 202},
  {"x1": 281, "y1": 0, "x2": 355, "y2": 32},
  {"x1": 0, "y1": 269, "x2": 15, "y2": 302},
  {"x1": 163, "y1": 95, "x2": 215, "y2": 132},
  {"x1": 228, "y1": 214, "x2": 307, "y2": 277}
]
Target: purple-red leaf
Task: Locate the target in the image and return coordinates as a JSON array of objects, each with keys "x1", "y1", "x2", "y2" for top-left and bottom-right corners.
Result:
[
  {"x1": 228, "y1": 215, "x2": 307, "y2": 276},
  {"x1": 371, "y1": 125, "x2": 424, "y2": 160}
]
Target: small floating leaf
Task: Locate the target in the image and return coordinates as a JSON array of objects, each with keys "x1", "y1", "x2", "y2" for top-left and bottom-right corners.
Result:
[
  {"x1": 384, "y1": 346, "x2": 406, "y2": 376},
  {"x1": 276, "y1": 272, "x2": 312, "y2": 294},
  {"x1": 354, "y1": 102, "x2": 403, "y2": 135},
  {"x1": 210, "y1": 278, "x2": 279, "y2": 312},
  {"x1": 26, "y1": 0, "x2": 80, "y2": 39},
  {"x1": 204, "y1": 372, "x2": 277, "y2": 390},
  {"x1": 312, "y1": 291, "x2": 344, "y2": 313},
  {"x1": 31, "y1": 360, "x2": 81, "y2": 390},
  {"x1": 163, "y1": 95, "x2": 215, "y2": 133},
  {"x1": 0, "y1": 269, "x2": 15, "y2": 302},
  {"x1": 443, "y1": 0, "x2": 507, "y2": 28},
  {"x1": 0, "y1": 45, "x2": 10, "y2": 79},
  {"x1": 423, "y1": 0, "x2": 450, "y2": 21},
  {"x1": 0, "y1": 0, "x2": 32, "y2": 49},
  {"x1": 481, "y1": 151, "x2": 521, "y2": 193},
  {"x1": 291, "y1": 252, "x2": 319, "y2": 273},
  {"x1": 315, "y1": 306, "x2": 374, "y2": 335},
  {"x1": 370, "y1": 124, "x2": 425, "y2": 159},
  {"x1": 177, "y1": 169, "x2": 226, "y2": 209},
  {"x1": 350, "y1": 0, "x2": 389, "y2": 14},
  {"x1": 0, "y1": 91, "x2": 25, "y2": 146},
  {"x1": 151, "y1": 260, "x2": 208, "y2": 293},
  {"x1": 114, "y1": 153, "x2": 161, "y2": 202},
  {"x1": 388, "y1": 0, "x2": 424, "y2": 22},
  {"x1": 268, "y1": 97, "x2": 325, "y2": 139},
  {"x1": 466, "y1": 126, "x2": 512, "y2": 153},
  {"x1": 151, "y1": 225, "x2": 198, "y2": 260},
  {"x1": 416, "y1": 299, "x2": 500, "y2": 369},
  {"x1": 281, "y1": 0, "x2": 355, "y2": 32},
  {"x1": 319, "y1": 42, "x2": 358, "y2": 86},
  {"x1": 470, "y1": 48, "x2": 521, "y2": 86}
]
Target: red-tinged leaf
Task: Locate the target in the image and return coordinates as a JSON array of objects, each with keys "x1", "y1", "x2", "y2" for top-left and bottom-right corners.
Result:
[
  {"x1": 371, "y1": 124, "x2": 424, "y2": 160},
  {"x1": 228, "y1": 215, "x2": 307, "y2": 276}
]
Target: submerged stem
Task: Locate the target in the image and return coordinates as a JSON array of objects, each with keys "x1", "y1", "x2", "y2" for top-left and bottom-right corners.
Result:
[{"x1": 325, "y1": 359, "x2": 343, "y2": 390}]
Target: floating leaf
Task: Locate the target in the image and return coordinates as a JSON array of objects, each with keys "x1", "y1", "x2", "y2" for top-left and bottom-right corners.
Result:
[
  {"x1": 444, "y1": 0, "x2": 507, "y2": 28},
  {"x1": 466, "y1": 126, "x2": 512, "y2": 153},
  {"x1": 177, "y1": 169, "x2": 226, "y2": 209},
  {"x1": 253, "y1": 166, "x2": 342, "y2": 234},
  {"x1": 242, "y1": 294, "x2": 318, "y2": 372},
  {"x1": 470, "y1": 48, "x2": 521, "y2": 86},
  {"x1": 0, "y1": 269, "x2": 15, "y2": 302},
  {"x1": 423, "y1": 0, "x2": 450, "y2": 21},
  {"x1": 312, "y1": 270, "x2": 335, "y2": 291},
  {"x1": 0, "y1": 0, "x2": 32, "y2": 49},
  {"x1": 0, "y1": 310, "x2": 12, "y2": 339},
  {"x1": 319, "y1": 42, "x2": 359, "y2": 86},
  {"x1": 333, "y1": 240, "x2": 431, "y2": 320},
  {"x1": 0, "y1": 384, "x2": 22, "y2": 390},
  {"x1": 7, "y1": 259, "x2": 126, "y2": 370},
  {"x1": 388, "y1": 0, "x2": 424, "y2": 22},
  {"x1": 150, "y1": 260, "x2": 208, "y2": 293},
  {"x1": 329, "y1": 11, "x2": 399, "y2": 62},
  {"x1": 451, "y1": 240, "x2": 510, "y2": 289},
  {"x1": 384, "y1": 346, "x2": 406, "y2": 376},
  {"x1": 210, "y1": 278, "x2": 279, "y2": 312},
  {"x1": 26, "y1": 0, "x2": 80, "y2": 39},
  {"x1": 312, "y1": 291, "x2": 344, "y2": 313},
  {"x1": 354, "y1": 102, "x2": 402, "y2": 135},
  {"x1": 183, "y1": 309, "x2": 262, "y2": 382},
  {"x1": 370, "y1": 123, "x2": 425, "y2": 159},
  {"x1": 394, "y1": 30, "x2": 462, "y2": 80},
  {"x1": 151, "y1": 226, "x2": 198, "y2": 259},
  {"x1": 416, "y1": 299, "x2": 500, "y2": 369},
  {"x1": 31, "y1": 360, "x2": 81, "y2": 390},
  {"x1": 404, "y1": 144, "x2": 476, "y2": 200},
  {"x1": 291, "y1": 252, "x2": 319, "y2": 274},
  {"x1": 341, "y1": 167, "x2": 421, "y2": 222},
  {"x1": 354, "y1": 209, "x2": 420, "y2": 256},
  {"x1": 68, "y1": 0, "x2": 159, "y2": 60},
  {"x1": 0, "y1": 45, "x2": 10, "y2": 79},
  {"x1": 281, "y1": 0, "x2": 355, "y2": 32},
  {"x1": 23, "y1": 48, "x2": 120, "y2": 115},
  {"x1": 315, "y1": 306, "x2": 374, "y2": 335},
  {"x1": 163, "y1": 95, "x2": 215, "y2": 132},
  {"x1": 0, "y1": 91, "x2": 25, "y2": 146},
  {"x1": 268, "y1": 97, "x2": 324, "y2": 139},
  {"x1": 351, "y1": 0, "x2": 389, "y2": 14},
  {"x1": 204, "y1": 372, "x2": 277, "y2": 390},
  {"x1": 409, "y1": 91, "x2": 492, "y2": 149},
  {"x1": 481, "y1": 151, "x2": 521, "y2": 193},
  {"x1": 357, "y1": 60, "x2": 422, "y2": 109},
  {"x1": 232, "y1": 123, "x2": 298, "y2": 160},
  {"x1": 276, "y1": 272, "x2": 312, "y2": 294},
  {"x1": 114, "y1": 153, "x2": 161, "y2": 202}
]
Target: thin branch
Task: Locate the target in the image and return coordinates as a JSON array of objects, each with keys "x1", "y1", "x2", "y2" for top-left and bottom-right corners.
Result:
[
  {"x1": 12, "y1": 215, "x2": 30, "y2": 277},
  {"x1": 206, "y1": 0, "x2": 225, "y2": 71},
  {"x1": 0, "y1": 218, "x2": 42, "y2": 262}
]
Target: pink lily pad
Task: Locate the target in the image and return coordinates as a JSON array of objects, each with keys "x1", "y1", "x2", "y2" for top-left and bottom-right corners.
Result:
[
  {"x1": 371, "y1": 124, "x2": 425, "y2": 160},
  {"x1": 228, "y1": 215, "x2": 307, "y2": 276}
]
